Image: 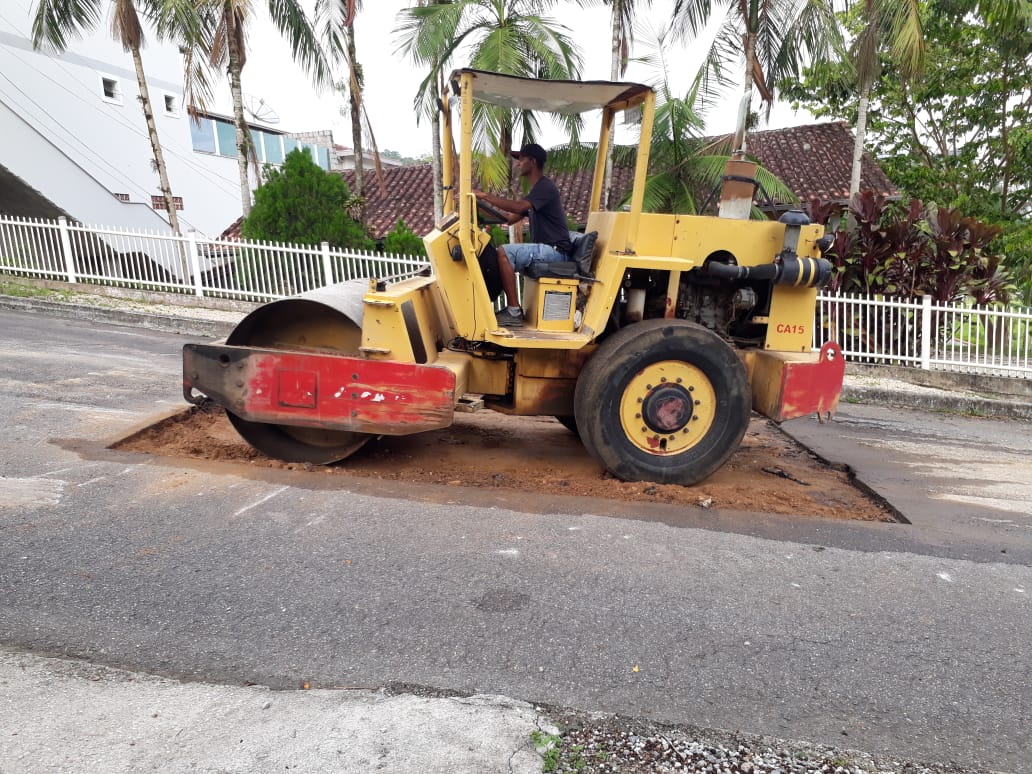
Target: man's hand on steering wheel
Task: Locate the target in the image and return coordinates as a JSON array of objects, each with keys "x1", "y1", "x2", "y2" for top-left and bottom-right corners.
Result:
[
  {"x1": 472, "y1": 190, "x2": 510, "y2": 225},
  {"x1": 476, "y1": 199, "x2": 509, "y2": 225}
]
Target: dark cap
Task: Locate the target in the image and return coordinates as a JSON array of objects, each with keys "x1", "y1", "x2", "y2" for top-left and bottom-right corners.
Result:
[{"x1": 510, "y1": 142, "x2": 547, "y2": 169}]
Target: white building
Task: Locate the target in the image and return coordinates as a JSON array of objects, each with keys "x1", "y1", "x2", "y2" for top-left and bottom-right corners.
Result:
[{"x1": 0, "y1": 0, "x2": 334, "y2": 249}]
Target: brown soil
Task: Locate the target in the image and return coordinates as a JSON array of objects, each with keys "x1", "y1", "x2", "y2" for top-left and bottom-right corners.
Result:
[{"x1": 114, "y1": 406, "x2": 893, "y2": 522}]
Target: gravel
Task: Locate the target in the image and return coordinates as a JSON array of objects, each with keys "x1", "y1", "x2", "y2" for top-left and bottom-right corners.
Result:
[{"x1": 537, "y1": 715, "x2": 994, "y2": 774}]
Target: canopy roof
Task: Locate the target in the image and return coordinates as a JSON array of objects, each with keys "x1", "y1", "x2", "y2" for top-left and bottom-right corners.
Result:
[{"x1": 450, "y1": 69, "x2": 653, "y2": 115}]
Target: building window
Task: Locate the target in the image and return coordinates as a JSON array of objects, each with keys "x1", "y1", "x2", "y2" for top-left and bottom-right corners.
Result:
[
  {"x1": 100, "y1": 75, "x2": 122, "y2": 104},
  {"x1": 190, "y1": 117, "x2": 216, "y2": 154},
  {"x1": 113, "y1": 192, "x2": 130, "y2": 202},
  {"x1": 263, "y1": 132, "x2": 284, "y2": 164},
  {"x1": 162, "y1": 93, "x2": 179, "y2": 117},
  {"x1": 250, "y1": 129, "x2": 265, "y2": 163},
  {"x1": 152, "y1": 195, "x2": 184, "y2": 211},
  {"x1": 215, "y1": 119, "x2": 237, "y2": 157}
]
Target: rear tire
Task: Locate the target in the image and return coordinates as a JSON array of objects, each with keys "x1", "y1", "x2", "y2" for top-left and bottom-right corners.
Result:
[
  {"x1": 574, "y1": 319, "x2": 751, "y2": 485},
  {"x1": 554, "y1": 415, "x2": 579, "y2": 435}
]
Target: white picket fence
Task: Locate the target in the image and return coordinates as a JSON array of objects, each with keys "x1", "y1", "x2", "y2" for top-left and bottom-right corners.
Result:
[
  {"x1": 0, "y1": 214, "x2": 426, "y2": 302},
  {"x1": 816, "y1": 293, "x2": 1031, "y2": 378},
  {"x1": 2, "y1": 214, "x2": 1030, "y2": 379}
]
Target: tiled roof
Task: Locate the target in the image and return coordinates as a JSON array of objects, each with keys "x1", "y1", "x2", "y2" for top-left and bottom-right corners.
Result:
[
  {"x1": 737, "y1": 121, "x2": 898, "y2": 204},
  {"x1": 219, "y1": 122, "x2": 896, "y2": 241}
]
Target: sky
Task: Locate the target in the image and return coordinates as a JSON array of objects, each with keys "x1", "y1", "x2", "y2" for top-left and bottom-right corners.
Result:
[{"x1": 222, "y1": 0, "x2": 817, "y2": 158}]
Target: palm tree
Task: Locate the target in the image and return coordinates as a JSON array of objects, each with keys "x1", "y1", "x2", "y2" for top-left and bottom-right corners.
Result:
[
  {"x1": 185, "y1": 0, "x2": 333, "y2": 216},
  {"x1": 32, "y1": 0, "x2": 185, "y2": 235},
  {"x1": 626, "y1": 24, "x2": 796, "y2": 215},
  {"x1": 393, "y1": 0, "x2": 450, "y2": 221},
  {"x1": 672, "y1": 0, "x2": 841, "y2": 153},
  {"x1": 393, "y1": 0, "x2": 583, "y2": 194},
  {"x1": 847, "y1": 0, "x2": 923, "y2": 200},
  {"x1": 576, "y1": 0, "x2": 654, "y2": 209}
]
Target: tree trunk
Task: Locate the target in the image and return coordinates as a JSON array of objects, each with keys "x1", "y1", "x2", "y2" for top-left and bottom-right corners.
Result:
[
  {"x1": 347, "y1": 22, "x2": 365, "y2": 224},
  {"x1": 130, "y1": 47, "x2": 180, "y2": 237},
  {"x1": 431, "y1": 106, "x2": 443, "y2": 221},
  {"x1": 850, "y1": 85, "x2": 870, "y2": 199},
  {"x1": 733, "y1": 33, "x2": 756, "y2": 154},
  {"x1": 227, "y1": 28, "x2": 251, "y2": 216},
  {"x1": 847, "y1": 77, "x2": 872, "y2": 230}
]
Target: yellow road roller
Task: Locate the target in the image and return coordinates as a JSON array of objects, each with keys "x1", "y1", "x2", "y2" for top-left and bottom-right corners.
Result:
[{"x1": 183, "y1": 69, "x2": 844, "y2": 485}]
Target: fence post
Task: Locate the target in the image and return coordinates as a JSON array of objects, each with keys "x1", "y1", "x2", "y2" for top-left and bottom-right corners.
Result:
[
  {"x1": 57, "y1": 216, "x2": 76, "y2": 283},
  {"x1": 320, "y1": 241, "x2": 334, "y2": 287},
  {"x1": 920, "y1": 295, "x2": 932, "y2": 370},
  {"x1": 186, "y1": 229, "x2": 204, "y2": 298}
]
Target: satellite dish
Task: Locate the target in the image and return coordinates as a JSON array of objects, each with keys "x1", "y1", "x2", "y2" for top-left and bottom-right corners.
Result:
[{"x1": 242, "y1": 93, "x2": 280, "y2": 125}]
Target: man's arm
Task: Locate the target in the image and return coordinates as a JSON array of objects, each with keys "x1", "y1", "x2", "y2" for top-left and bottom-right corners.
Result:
[{"x1": 474, "y1": 190, "x2": 532, "y2": 218}]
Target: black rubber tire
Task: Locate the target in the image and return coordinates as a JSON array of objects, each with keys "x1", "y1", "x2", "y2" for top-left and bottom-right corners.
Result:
[
  {"x1": 574, "y1": 319, "x2": 751, "y2": 485},
  {"x1": 554, "y1": 415, "x2": 579, "y2": 435}
]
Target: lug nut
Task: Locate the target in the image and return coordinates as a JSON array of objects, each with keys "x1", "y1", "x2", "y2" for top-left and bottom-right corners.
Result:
[
  {"x1": 688, "y1": 386, "x2": 694, "y2": 392},
  {"x1": 660, "y1": 376, "x2": 667, "y2": 382},
  {"x1": 694, "y1": 399, "x2": 701, "y2": 406},
  {"x1": 676, "y1": 377, "x2": 682, "y2": 384}
]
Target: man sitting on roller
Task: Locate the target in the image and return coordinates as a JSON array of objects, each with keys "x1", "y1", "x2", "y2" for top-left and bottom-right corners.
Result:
[{"x1": 474, "y1": 142, "x2": 573, "y2": 328}]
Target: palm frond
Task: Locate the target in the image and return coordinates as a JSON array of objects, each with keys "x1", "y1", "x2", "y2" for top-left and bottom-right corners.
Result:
[
  {"x1": 875, "y1": 0, "x2": 924, "y2": 77},
  {"x1": 265, "y1": 0, "x2": 333, "y2": 88},
  {"x1": 110, "y1": 0, "x2": 144, "y2": 52},
  {"x1": 31, "y1": 0, "x2": 103, "y2": 52}
]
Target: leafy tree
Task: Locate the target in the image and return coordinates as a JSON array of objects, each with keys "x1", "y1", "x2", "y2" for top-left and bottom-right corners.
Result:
[
  {"x1": 787, "y1": 0, "x2": 1032, "y2": 303},
  {"x1": 242, "y1": 149, "x2": 372, "y2": 249},
  {"x1": 844, "y1": 0, "x2": 924, "y2": 201},
  {"x1": 382, "y1": 220, "x2": 426, "y2": 256},
  {"x1": 569, "y1": 24, "x2": 795, "y2": 216},
  {"x1": 393, "y1": 0, "x2": 583, "y2": 194},
  {"x1": 31, "y1": 0, "x2": 190, "y2": 237},
  {"x1": 573, "y1": 0, "x2": 654, "y2": 209}
]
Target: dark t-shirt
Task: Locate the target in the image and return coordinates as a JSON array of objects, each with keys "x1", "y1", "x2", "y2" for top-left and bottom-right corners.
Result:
[{"x1": 524, "y1": 177, "x2": 572, "y2": 256}]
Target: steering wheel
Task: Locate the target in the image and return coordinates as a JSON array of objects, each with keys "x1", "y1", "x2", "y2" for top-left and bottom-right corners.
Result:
[{"x1": 476, "y1": 199, "x2": 509, "y2": 226}]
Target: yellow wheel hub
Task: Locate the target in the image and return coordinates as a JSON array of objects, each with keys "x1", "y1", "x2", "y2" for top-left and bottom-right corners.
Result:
[{"x1": 619, "y1": 360, "x2": 717, "y2": 455}]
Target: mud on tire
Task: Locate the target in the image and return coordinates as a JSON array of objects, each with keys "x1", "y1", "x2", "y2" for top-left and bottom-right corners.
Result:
[{"x1": 574, "y1": 319, "x2": 751, "y2": 485}]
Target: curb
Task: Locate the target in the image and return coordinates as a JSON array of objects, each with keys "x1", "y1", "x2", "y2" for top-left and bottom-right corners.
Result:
[
  {"x1": 840, "y1": 383, "x2": 1032, "y2": 421},
  {"x1": 0, "y1": 295, "x2": 234, "y2": 339}
]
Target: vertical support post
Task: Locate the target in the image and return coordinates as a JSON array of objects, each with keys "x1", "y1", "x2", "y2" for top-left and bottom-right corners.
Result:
[
  {"x1": 624, "y1": 90, "x2": 655, "y2": 254},
  {"x1": 57, "y1": 216, "x2": 76, "y2": 283},
  {"x1": 920, "y1": 294, "x2": 932, "y2": 370},
  {"x1": 321, "y1": 241, "x2": 334, "y2": 287},
  {"x1": 187, "y1": 229, "x2": 204, "y2": 297}
]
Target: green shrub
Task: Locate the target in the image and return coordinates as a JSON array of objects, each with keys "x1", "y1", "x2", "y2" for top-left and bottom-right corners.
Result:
[
  {"x1": 382, "y1": 219, "x2": 425, "y2": 257},
  {"x1": 242, "y1": 149, "x2": 374, "y2": 250}
]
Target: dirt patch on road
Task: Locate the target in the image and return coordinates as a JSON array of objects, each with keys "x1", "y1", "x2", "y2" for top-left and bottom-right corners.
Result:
[{"x1": 113, "y1": 406, "x2": 893, "y2": 522}]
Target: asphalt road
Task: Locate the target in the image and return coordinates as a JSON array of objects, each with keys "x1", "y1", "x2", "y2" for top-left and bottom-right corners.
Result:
[{"x1": 1, "y1": 310, "x2": 1030, "y2": 771}]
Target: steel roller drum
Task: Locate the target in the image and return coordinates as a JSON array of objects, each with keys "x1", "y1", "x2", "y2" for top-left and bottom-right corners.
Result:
[{"x1": 224, "y1": 279, "x2": 372, "y2": 464}]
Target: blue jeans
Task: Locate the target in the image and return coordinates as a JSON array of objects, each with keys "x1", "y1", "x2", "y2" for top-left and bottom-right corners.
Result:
[{"x1": 503, "y1": 232, "x2": 581, "y2": 272}]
